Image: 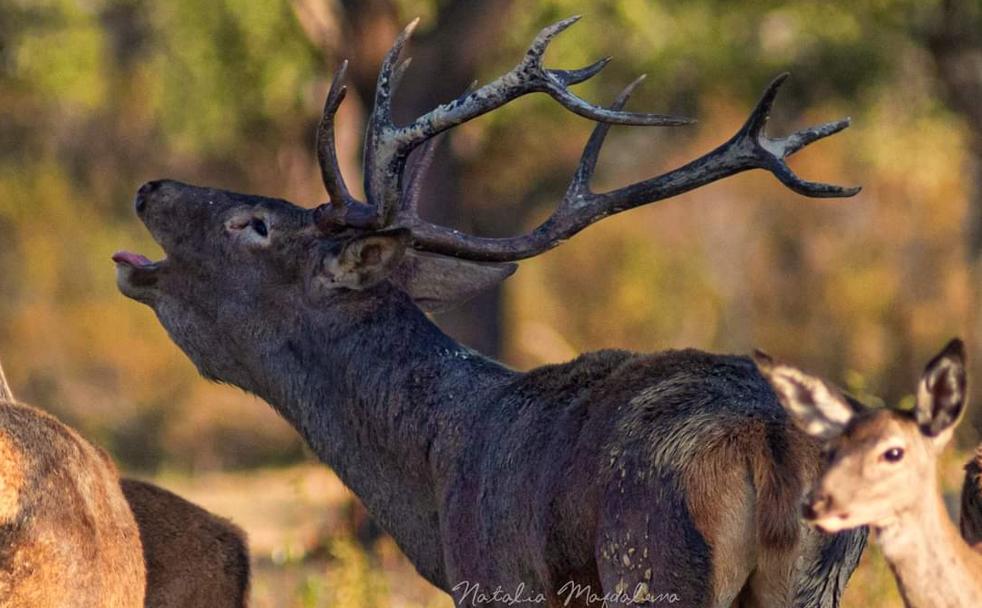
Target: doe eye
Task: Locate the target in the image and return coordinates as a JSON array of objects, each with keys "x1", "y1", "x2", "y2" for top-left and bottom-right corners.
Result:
[
  {"x1": 882, "y1": 447, "x2": 904, "y2": 463},
  {"x1": 250, "y1": 218, "x2": 268, "y2": 238}
]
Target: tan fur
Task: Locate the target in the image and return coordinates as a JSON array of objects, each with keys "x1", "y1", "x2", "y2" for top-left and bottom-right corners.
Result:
[
  {"x1": 0, "y1": 399, "x2": 145, "y2": 607},
  {"x1": 121, "y1": 479, "x2": 250, "y2": 608},
  {"x1": 766, "y1": 340, "x2": 982, "y2": 608},
  {"x1": 685, "y1": 446, "x2": 755, "y2": 606},
  {"x1": 0, "y1": 361, "x2": 11, "y2": 402},
  {"x1": 684, "y1": 424, "x2": 821, "y2": 607}
]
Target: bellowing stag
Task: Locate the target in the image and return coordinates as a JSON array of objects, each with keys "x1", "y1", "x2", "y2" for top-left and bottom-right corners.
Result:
[{"x1": 114, "y1": 17, "x2": 864, "y2": 607}]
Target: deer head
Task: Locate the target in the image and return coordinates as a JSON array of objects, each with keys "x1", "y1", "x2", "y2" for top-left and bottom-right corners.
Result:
[
  {"x1": 114, "y1": 16, "x2": 858, "y2": 387},
  {"x1": 755, "y1": 339, "x2": 968, "y2": 533}
]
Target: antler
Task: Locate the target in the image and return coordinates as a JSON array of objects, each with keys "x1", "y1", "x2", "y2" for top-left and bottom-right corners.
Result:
[
  {"x1": 314, "y1": 60, "x2": 379, "y2": 230},
  {"x1": 400, "y1": 73, "x2": 860, "y2": 262},
  {"x1": 313, "y1": 16, "x2": 693, "y2": 231},
  {"x1": 314, "y1": 17, "x2": 860, "y2": 262}
]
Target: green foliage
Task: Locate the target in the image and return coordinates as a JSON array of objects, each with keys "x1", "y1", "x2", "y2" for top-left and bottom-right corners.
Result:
[{"x1": 147, "y1": 0, "x2": 319, "y2": 154}]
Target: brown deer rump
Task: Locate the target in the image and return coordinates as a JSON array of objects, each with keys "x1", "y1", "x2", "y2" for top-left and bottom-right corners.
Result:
[{"x1": 0, "y1": 400, "x2": 145, "y2": 607}]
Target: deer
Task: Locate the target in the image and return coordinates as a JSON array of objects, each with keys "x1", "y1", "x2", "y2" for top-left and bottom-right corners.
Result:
[
  {"x1": 0, "y1": 361, "x2": 146, "y2": 607},
  {"x1": 756, "y1": 339, "x2": 982, "y2": 608},
  {"x1": 120, "y1": 479, "x2": 251, "y2": 608},
  {"x1": 113, "y1": 16, "x2": 867, "y2": 607},
  {"x1": 0, "y1": 360, "x2": 250, "y2": 607}
]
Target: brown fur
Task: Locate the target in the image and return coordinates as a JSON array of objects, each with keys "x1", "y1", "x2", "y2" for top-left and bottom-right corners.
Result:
[
  {"x1": 961, "y1": 446, "x2": 982, "y2": 548},
  {"x1": 0, "y1": 399, "x2": 145, "y2": 607},
  {"x1": 682, "y1": 412, "x2": 821, "y2": 605},
  {"x1": 0, "y1": 364, "x2": 248, "y2": 607},
  {"x1": 121, "y1": 479, "x2": 250, "y2": 608}
]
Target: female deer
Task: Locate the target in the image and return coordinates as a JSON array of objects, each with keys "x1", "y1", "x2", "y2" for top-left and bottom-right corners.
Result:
[{"x1": 758, "y1": 339, "x2": 982, "y2": 608}]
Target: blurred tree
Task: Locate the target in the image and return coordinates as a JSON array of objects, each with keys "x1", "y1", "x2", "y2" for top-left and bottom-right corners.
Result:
[{"x1": 920, "y1": 0, "x2": 982, "y2": 436}]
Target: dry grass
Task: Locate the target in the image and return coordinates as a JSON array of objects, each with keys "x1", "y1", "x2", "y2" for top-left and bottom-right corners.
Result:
[
  {"x1": 148, "y1": 465, "x2": 449, "y2": 608},
  {"x1": 146, "y1": 452, "x2": 974, "y2": 608}
]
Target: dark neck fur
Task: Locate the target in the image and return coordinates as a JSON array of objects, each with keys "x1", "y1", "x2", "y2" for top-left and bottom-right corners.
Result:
[{"x1": 238, "y1": 285, "x2": 515, "y2": 587}]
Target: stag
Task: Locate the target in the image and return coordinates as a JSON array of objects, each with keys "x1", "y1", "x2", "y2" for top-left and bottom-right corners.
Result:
[{"x1": 114, "y1": 18, "x2": 865, "y2": 607}]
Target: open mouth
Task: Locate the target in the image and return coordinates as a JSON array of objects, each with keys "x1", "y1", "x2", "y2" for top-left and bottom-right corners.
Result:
[
  {"x1": 112, "y1": 251, "x2": 158, "y2": 269},
  {"x1": 113, "y1": 250, "x2": 165, "y2": 290}
]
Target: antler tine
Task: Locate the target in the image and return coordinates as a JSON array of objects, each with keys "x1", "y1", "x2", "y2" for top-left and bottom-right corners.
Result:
[
  {"x1": 553, "y1": 56, "x2": 613, "y2": 87},
  {"x1": 395, "y1": 16, "x2": 692, "y2": 148},
  {"x1": 372, "y1": 18, "x2": 419, "y2": 130},
  {"x1": 403, "y1": 73, "x2": 861, "y2": 262},
  {"x1": 317, "y1": 60, "x2": 356, "y2": 206},
  {"x1": 391, "y1": 57, "x2": 414, "y2": 98},
  {"x1": 361, "y1": 19, "x2": 420, "y2": 225},
  {"x1": 735, "y1": 73, "x2": 861, "y2": 197},
  {"x1": 313, "y1": 61, "x2": 379, "y2": 232},
  {"x1": 566, "y1": 74, "x2": 647, "y2": 201},
  {"x1": 364, "y1": 16, "x2": 694, "y2": 227}
]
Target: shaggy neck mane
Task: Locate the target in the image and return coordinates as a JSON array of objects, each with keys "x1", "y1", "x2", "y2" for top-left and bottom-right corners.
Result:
[{"x1": 243, "y1": 284, "x2": 515, "y2": 588}]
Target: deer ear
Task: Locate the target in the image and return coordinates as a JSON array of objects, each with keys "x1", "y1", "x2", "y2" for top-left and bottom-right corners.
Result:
[
  {"x1": 319, "y1": 229, "x2": 409, "y2": 290},
  {"x1": 916, "y1": 338, "x2": 967, "y2": 444},
  {"x1": 389, "y1": 250, "x2": 517, "y2": 312},
  {"x1": 754, "y1": 350, "x2": 858, "y2": 440}
]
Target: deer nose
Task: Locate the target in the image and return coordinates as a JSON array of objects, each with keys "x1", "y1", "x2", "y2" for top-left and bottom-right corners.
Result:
[
  {"x1": 135, "y1": 180, "x2": 164, "y2": 214},
  {"x1": 803, "y1": 493, "x2": 833, "y2": 520}
]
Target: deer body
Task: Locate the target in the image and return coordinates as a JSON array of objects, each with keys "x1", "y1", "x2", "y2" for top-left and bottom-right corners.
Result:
[
  {"x1": 0, "y1": 399, "x2": 146, "y2": 607},
  {"x1": 0, "y1": 362, "x2": 250, "y2": 608},
  {"x1": 114, "y1": 17, "x2": 865, "y2": 608},
  {"x1": 122, "y1": 479, "x2": 251, "y2": 608},
  {"x1": 759, "y1": 340, "x2": 982, "y2": 608},
  {"x1": 138, "y1": 266, "x2": 865, "y2": 607}
]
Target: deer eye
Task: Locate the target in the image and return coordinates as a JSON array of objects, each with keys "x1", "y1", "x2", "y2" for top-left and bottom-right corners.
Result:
[
  {"x1": 882, "y1": 447, "x2": 904, "y2": 463},
  {"x1": 250, "y1": 218, "x2": 269, "y2": 238}
]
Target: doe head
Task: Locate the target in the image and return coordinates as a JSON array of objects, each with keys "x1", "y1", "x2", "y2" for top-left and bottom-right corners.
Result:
[{"x1": 754, "y1": 339, "x2": 968, "y2": 533}]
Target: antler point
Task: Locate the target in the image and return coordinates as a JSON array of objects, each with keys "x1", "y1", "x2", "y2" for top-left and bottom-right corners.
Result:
[{"x1": 553, "y1": 15, "x2": 582, "y2": 34}]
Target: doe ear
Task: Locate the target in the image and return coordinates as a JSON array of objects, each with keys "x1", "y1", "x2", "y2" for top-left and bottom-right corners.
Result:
[
  {"x1": 390, "y1": 250, "x2": 518, "y2": 313},
  {"x1": 320, "y1": 229, "x2": 410, "y2": 290},
  {"x1": 915, "y1": 338, "x2": 967, "y2": 442},
  {"x1": 0, "y1": 358, "x2": 12, "y2": 402},
  {"x1": 754, "y1": 350, "x2": 858, "y2": 440}
]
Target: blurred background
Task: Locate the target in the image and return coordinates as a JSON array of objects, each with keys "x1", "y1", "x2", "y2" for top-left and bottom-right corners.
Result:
[{"x1": 1, "y1": 0, "x2": 980, "y2": 605}]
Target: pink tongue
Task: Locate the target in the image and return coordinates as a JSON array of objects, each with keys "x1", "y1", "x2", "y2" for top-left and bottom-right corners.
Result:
[{"x1": 112, "y1": 251, "x2": 153, "y2": 267}]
